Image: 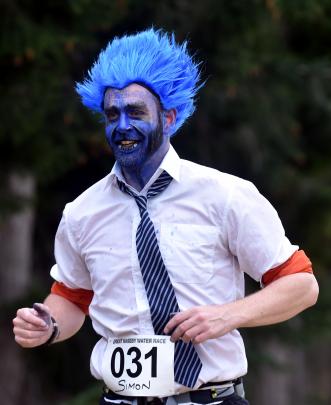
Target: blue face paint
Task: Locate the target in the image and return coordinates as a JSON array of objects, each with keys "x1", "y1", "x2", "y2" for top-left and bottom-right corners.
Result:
[{"x1": 104, "y1": 84, "x2": 170, "y2": 189}]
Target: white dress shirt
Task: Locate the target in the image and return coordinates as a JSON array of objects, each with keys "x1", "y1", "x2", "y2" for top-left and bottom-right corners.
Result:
[{"x1": 50, "y1": 145, "x2": 297, "y2": 393}]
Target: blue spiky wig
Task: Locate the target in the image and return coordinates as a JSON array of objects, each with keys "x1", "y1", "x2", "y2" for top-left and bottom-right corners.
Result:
[{"x1": 75, "y1": 28, "x2": 203, "y2": 135}]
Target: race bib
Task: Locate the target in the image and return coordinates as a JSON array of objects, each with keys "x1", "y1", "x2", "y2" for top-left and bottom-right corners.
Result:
[{"x1": 101, "y1": 335, "x2": 175, "y2": 397}]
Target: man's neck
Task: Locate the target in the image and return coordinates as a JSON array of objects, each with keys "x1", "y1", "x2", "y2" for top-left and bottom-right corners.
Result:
[{"x1": 121, "y1": 144, "x2": 170, "y2": 191}]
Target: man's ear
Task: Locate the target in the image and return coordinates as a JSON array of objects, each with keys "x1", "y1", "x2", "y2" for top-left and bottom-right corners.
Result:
[{"x1": 163, "y1": 109, "x2": 177, "y2": 135}]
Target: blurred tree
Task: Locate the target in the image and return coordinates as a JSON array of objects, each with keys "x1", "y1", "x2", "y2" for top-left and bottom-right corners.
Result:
[
  {"x1": 152, "y1": 1, "x2": 331, "y2": 404},
  {"x1": 0, "y1": 1, "x2": 128, "y2": 403},
  {"x1": 152, "y1": 0, "x2": 331, "y2": 267},
  {"x1": 1, "y1": 0, "x2": 331, "y2": 404}
]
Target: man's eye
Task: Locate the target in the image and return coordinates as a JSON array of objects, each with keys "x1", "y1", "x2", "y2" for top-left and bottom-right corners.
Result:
[
  {"x1": 129, "y1": 109, "x2": 144, "y2": 118},
  {"x1": 107, "y1": 111, "x2": 118, "y2": 121}
]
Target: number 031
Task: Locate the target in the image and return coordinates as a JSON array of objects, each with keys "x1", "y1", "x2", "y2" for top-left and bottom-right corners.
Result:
[{"x1": 111, "y1": 346, "x2": 157, "y2": 378}]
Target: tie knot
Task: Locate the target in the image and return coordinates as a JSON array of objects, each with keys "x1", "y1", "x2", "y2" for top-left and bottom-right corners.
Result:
[
  {"x1": 117, "y1": 171, "x2": 173, "y2": 216},
  {"x1": 147, "y1": 171, "x2": 173, "y2": 199}
]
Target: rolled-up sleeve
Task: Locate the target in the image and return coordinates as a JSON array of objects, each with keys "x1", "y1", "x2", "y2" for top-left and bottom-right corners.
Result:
[
  {"x1": 50, "y1": 204, "x2": 92, "y2": 290},
  {"x1": 225, "y1": 180, "x2": 298, "y2": 282}
]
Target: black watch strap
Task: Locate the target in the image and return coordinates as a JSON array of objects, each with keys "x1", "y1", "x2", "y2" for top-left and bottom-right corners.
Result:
[{"x1": 44, "y1": 316, "x2": 60, "y2": 345}]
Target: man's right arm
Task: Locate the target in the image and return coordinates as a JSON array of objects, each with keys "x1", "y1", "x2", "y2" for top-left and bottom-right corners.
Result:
[{"x1": 13, "y1": 293, "x2": 85, "y2": 348}]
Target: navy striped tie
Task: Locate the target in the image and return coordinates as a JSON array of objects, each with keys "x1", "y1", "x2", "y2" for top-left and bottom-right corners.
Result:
[{"x1": 117, "y1": 171, "x2": 202, "y2": 388}]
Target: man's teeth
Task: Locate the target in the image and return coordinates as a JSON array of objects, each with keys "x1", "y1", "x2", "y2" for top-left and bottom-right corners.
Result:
[
  {"x1": 121, "y1": 141, "x2": 135, "y2": 145},
  {"x1": 119, "y1": 140, "x2": 138, "y2": 150}
]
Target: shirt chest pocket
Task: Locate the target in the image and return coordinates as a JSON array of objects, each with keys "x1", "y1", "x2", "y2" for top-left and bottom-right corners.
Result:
[{"x1": 159, "y1": 223, "x2": 219, "y2": 284}]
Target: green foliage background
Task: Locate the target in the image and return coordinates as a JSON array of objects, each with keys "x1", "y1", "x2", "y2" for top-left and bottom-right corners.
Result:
[{"x1": 1, "y1": 0, "x2": 330, "y2": 403}]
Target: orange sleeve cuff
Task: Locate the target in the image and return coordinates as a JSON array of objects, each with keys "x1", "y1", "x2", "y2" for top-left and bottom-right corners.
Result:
[
  {"x1": 262, "y1": 250, "x2": 313, "y2": 286},
  {"x1": 51, "y1": 281, "x2": 93, "y2": 315}
]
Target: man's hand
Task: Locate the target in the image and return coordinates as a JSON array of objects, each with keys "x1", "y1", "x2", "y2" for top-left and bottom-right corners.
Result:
[
  {"x1": 13, "y1": 303, "x2": 53, "y2": 348},
  {"x1": 164, "y1": 273, "x2": 319, "y2": 345},
  {"x1": 164, "y1": 304, "x2": 235, "y2": 345}
]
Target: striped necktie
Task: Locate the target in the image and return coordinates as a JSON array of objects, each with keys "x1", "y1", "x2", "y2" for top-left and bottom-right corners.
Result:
[{"x1": 117, "y1": 171, "x2": 202, "y2": 388}]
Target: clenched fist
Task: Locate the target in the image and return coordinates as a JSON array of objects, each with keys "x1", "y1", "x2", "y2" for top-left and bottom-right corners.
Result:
[{"x1": 13, "y1": 303, "x2": 53, "y2": 348}]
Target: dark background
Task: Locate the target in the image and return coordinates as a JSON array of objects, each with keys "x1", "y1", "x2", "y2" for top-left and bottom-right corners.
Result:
[{"x1": 1, "y1": 1, "x2": 330, "y2": 404}]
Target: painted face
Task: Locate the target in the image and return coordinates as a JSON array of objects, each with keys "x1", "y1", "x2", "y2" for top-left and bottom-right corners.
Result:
[{"x1": 104, "y1": 84, "x2": 168, "y2": 173}]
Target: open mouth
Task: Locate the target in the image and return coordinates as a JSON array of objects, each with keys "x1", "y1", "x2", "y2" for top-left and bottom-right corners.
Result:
[{"x1": 117, "y1": 140, "x2": 139, "y2": 151}]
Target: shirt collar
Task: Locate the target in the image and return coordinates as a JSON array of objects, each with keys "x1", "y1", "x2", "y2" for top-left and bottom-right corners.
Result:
[
  {"x1": 159, "y1": 144, "x2": 181, "y2": 183},
  {"x1": 108, "y1": 144, "x2": 181, "y2": 190}
]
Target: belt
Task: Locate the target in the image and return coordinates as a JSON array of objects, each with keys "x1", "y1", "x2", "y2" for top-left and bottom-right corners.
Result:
[{"x1": 103, "y1": 378, "x2": 244, "y2": 404}]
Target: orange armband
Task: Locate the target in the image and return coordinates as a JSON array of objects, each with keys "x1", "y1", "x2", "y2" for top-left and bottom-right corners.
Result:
[
  {"x1": 262, "y1": 250, "x2": 313, "y2": 286},
  {"x1": 51, "y1": 281, "x2": 94, "y2": 315}
]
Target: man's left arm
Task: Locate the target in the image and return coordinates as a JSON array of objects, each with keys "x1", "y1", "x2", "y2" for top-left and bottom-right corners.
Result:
[
  {"x1": 164, "y1": 271, "x2": 318, "y2": 344},
  {"x1": 165, "y1": 180, "x2": 319, "y2": 344}
]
